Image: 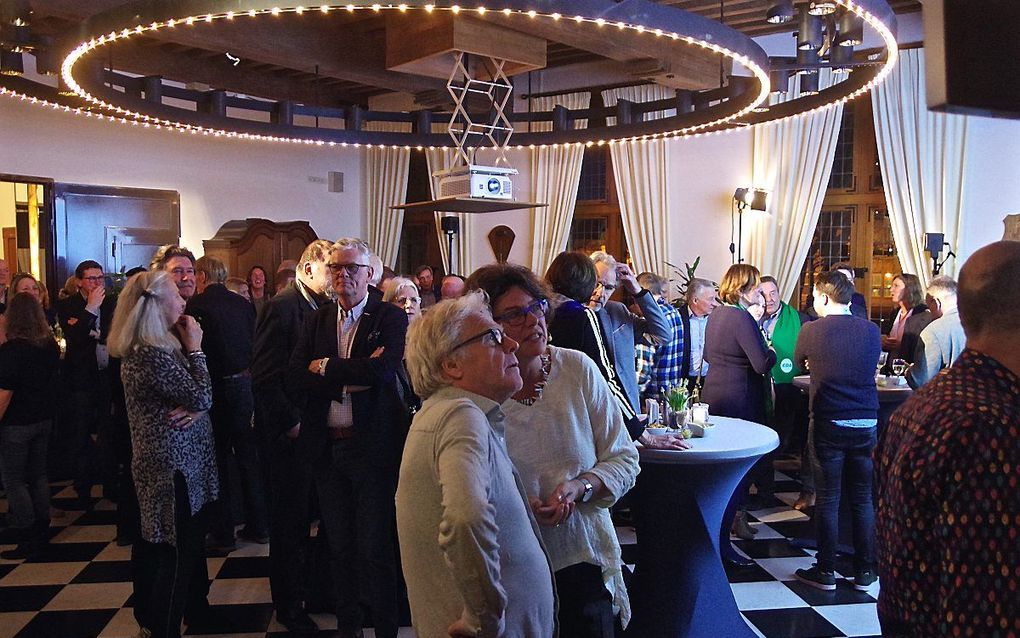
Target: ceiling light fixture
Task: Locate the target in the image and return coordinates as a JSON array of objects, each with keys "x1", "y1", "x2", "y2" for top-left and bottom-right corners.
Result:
[
  {"x1": 808, "y1": 1, "x2": 838, "y2": 16},
  {"x1": 0, "y1": 50, "x2": 24, "y2": 76},
  {"x1": 836, "y1": 11, "x2": 864, "y2": 47},
  {"x1": 797, "y1": 47, "x2": 819, "y2": 75},
  {"x1": 765, "y1": 0, "x2": 794, "y2": 24},
  {"x1": 799, "y1": 72, "x2": 820, "y2": 95},
  {"x1": 797, "y1": 5, "x2": 823, "y2": 51},
  {"x1": 829, "y1": 41, "x2": 854, "y2": 73},
  {"x1": 769, "y1": 68, "x2": 791, "y2": 94}
]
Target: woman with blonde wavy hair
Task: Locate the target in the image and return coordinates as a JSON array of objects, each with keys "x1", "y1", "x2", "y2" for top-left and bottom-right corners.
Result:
[{"x1": 107, "y1": 270, "x2": 219, "y2": 638}]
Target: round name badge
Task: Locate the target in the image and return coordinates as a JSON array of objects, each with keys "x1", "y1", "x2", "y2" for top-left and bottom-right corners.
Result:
[{"x1": 780, "y1": 358, "x2": 794, "y2": 374}]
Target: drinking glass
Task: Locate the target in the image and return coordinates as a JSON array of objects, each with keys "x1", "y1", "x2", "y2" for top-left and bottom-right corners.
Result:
[
  {"x1": 891, "y1": 358, "x2": 908, "y2": 377},
  {"x1": 876, "y1": 351, "x2": 889, "y2": 375}
]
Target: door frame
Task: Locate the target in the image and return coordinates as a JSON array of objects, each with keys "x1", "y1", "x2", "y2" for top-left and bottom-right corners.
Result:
[{"x1": 0, "y1": 173, "x2": 57, "y2": 292}]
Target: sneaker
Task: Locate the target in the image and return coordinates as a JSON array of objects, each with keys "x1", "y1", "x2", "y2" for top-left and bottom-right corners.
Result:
[
  {"x1": 853, "y1": 570, "x2": 878, "y2": 591},
  {"x1": 795, "y1": 565, "x2": 836, "y2": 591}
]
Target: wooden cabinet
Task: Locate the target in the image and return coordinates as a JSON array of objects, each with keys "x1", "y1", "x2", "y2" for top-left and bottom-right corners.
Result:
[{"x1": 203, "y1": 218, "x2": 318, "y2": 290}]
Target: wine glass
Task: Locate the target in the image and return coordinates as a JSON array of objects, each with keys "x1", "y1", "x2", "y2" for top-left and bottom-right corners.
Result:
[
  {"x1": 876, "y1": 352, "x2": 889, "y2": 376},
  {"x1": 891, "y1": 358, "x2": 908, "y2": 377}
]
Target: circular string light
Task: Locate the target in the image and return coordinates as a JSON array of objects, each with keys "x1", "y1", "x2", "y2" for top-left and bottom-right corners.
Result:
[{"x1": 39, "y1": 0, "x2": 896, "y2": 150}]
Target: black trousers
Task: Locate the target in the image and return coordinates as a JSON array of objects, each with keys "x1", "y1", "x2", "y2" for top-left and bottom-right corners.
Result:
[
  {"x1": 555, "y1": 562, "x2": 617, "y2": 638},
  {"x1": 69, "y1": 372, "x2": 113, "y2": 498},
  {"x1": 131, "y1": 472, "x2": 210, "y2": 638},
  {"x1": 209, "y1": 375, "x2": 267, "y2": 543},
  {"x1": 315, "y1": 439, "x2": 399, "y2": 638},
  {"x1": 260, "y1": 418, "x2": 322, "y2": 611}
]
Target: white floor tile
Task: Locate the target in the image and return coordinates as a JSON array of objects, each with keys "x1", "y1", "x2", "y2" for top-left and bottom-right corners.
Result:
[
  {"x1": 0, "y1": 612, "x2": 35, "y2": 638},
  {"x1": 754, "y1": 556, "x2": 827, "y2": 581},
  {"x1": 0, "y1": 561, "x2": 89, "y2": 585},
  {"x1": 206, "y1": 577, "x2": 273, "y2": 605},
  {"x1": 730, "y1": 581, "x2": 810, "y2": 611},
  {"x1": 98, "y1": 608, "x2": 140, "y2": 638},
  {"x1": 814, "y1": 603, "x2": 882, "y2": 636},
  {"x1": 747, "y1": 506, "x2": 810, "y2": 523},
  {"x1": 747, "y1": 522, "x2": 786, "y2": 540}
]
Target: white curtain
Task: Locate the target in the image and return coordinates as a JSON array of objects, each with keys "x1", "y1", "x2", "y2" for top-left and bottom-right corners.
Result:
[
  {"x1": 363, "y1": 147, "x2": 410, "y2": 268},
  {"x1": 872, "y1": 48, "x2": 968, "y2": 283},
  {"x1": 522, "y1": 91, "x2": 591, "y2": 133},
  {"x1": 610, "y1": 138, "x2": 670, "y2": 275},
  {"x1": 602, "y1": 84, "x2": 677, "y2": 125},
  {"x1": 747, "y1": 70, "x2": 845, "y2": 302},
  {"x1": 530, "y1": 144, "x2": 585, "y2": 275},
  {"x1": 425, "y1": 147, "x2": 474, "y2": 275}
]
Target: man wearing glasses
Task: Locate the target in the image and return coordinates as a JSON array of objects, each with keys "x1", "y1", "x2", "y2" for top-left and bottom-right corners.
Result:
[
  {"x1": 289, "y1": 237, "x2": 408, "y2": 638},
  {"x1": 58, "y1": 259, "x2": 118, "y2": 510}
]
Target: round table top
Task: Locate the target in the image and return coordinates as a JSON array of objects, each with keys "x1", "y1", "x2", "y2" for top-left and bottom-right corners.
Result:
[
  {"x1": 791, "y1": 374, "x2": 913, "y2": 400},
  {"x1": 638, "y1": 416, "x2": 779, "y2": 465}
]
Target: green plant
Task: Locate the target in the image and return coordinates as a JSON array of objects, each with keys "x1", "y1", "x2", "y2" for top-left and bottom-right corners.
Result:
[
  {"x1": 665, "y1": 384, "x2": 691, "y2": 413},
  {"x1": 665, "y1": 257, "x2": 715, "y2": 305}
]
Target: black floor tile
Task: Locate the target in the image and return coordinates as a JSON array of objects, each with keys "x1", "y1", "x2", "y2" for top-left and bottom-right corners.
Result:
[
  {"x1": 742, "y1": 606, "x2": 845, "y2": 638},
  {"x1": 216, "y1": 556, "x2": 271, "y2": 579},
  {"x1": 182, "y1": 603, "x2": 275, "y2": 634},
  {"x1": 620, "y1": 543, "x2": 638, "y2": 566},
  {"x1": 784, "y1": 579, "x2": 878, "y2": 606},
  {"x1": 24, "y1": 542, "x2": 108, "y2": 563},
  {"x1": 733, "y1": 538, "x2": 810, "y2": 559},
  {"x1": 0, "y1": 584, "x2": 63, "y2": 612},
  {"x1": 13, "y1": 609, "x2": 118, "y2": 638},
  {"x1": 71, "y1": 560, "x2": 133, "y2": 584},
  {"x1": 0, "y1": 562, "x2": 16, "y2": 580},
  {"x1": 71, "y1": 510, "x2": 119, "y2": 526},
  {"x1": 774, "y1": 479, "x2": 803, "y2": 492},
  {"x1": 724, "y1": 560, "x2": 778, "y2": 583}
]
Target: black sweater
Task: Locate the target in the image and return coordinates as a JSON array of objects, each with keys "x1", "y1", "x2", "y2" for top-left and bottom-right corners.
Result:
[{"x1": 794, "y1": 314, "x2": 881, "y2": 423}]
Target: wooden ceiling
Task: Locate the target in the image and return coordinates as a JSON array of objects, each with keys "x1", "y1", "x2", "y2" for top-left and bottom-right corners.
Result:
[{"x1": 19, "y1": 1, "x2": 921, "y2": 107}]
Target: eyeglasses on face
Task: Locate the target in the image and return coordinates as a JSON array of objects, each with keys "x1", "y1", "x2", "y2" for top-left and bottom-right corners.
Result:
[
  {"x1": 450, "y1": 327, "x2": 504, "y2": 352},
  {"x1": 81, "y1": 275, "x2": 105, "y2": 282},
  {"x1": 493, "y1": 298, "x2": 549, "y2": 326},
  {"x1": 328, "y1": 262, "x2": 368, "y2": 276}
]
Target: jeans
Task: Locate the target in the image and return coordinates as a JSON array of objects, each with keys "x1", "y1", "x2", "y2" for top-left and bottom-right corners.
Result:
[
  {"x1": 209, "y1": 375, "x2": 267, "y2": 543},
  {"x1": 0, "y1": 421, "x2": 52, "y2": 530},
  {"x1": 801, "y1": 418, "x2": 821, "y2": 494},
  {"x1": 812, "y1": 419, "x2": 877, "y2": 574}
]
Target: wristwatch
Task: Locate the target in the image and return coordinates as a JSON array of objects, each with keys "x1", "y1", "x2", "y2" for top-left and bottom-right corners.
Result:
[{"x1": 578, "y1": 476, "x2": 595, "y2": 503}]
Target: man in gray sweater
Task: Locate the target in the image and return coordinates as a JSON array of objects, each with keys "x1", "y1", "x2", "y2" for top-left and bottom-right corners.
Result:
[
  {"x1": 906, "y1": 275, "x2": 966, "y2": 389},
  {"x1": 397, "y1": 292, "x2": 556, "y2": 638}
]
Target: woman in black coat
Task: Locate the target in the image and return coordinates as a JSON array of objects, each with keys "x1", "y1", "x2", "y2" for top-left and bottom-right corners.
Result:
[{"x1": 701, "y1": 264, "x2": 777, "y2": 555}]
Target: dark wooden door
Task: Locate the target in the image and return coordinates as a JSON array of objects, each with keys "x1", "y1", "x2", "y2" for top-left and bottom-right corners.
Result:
[{"x1": 54, "y1": 184, "x2": 180, "y2": 282}]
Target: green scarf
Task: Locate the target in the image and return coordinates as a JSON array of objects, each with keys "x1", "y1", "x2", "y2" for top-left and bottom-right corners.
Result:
[{"x1": 768, "y1": 302, "x2": 803, "y2": 384}]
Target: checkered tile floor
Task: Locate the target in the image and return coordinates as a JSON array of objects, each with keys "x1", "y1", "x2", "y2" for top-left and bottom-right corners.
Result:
[{"x1": 1, "y1": 468, "x2": 881, "y2": 637}]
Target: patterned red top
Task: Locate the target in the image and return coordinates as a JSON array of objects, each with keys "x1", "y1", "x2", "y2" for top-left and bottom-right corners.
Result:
[{"x1": 876, "y1": 349, "x2": 1019, "y2": 637}]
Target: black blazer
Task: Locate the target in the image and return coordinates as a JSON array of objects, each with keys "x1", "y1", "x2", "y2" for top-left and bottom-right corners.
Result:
[
  {"x1": 287, "y1": 296, "x2": 409, "y2": 468},
  {"x1": 677, "y1": 304, "x2": 694, "y2": 380},
  {"x1": 186, "y1": 283, "x2": 256, "y2": 379},
  {"x1": 57, "y1": 291, "x2": 117, "y2": 390},
  {"x1": 251, "y1": 282, "x2": 322, "y2": 438}
]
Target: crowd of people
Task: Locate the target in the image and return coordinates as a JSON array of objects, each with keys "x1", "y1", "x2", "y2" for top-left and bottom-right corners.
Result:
[{"x1": 0, "y1": 235, "x2": 1015, "y2": 638}]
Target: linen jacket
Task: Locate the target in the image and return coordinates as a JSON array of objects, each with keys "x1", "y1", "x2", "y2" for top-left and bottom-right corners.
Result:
[
  {"x1": 596, "y1": 292, "x2": 670, "y2": 415},
  {"x1": 287, "y1": 295, "x2": 409, "y2": 469}
]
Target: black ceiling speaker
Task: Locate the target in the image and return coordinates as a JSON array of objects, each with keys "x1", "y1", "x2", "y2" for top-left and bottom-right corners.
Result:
[{"x1": 925, "y1": 0, "x2": 1020, "y2": 119}]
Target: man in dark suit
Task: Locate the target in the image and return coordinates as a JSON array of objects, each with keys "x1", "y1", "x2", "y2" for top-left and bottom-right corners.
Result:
[
  {"x1": 187, "y1": 255, "x2": 265, "y2": 554},
  {"x1": 588, "y1": 252, "x2": 670, "y2": 417},
  {"x1": 58, "y1": 259, "x2": 118, "y2": 509},
  {"x1": 288, "y1": 238, "x2": 409, "y2": 638},
  {"x1": 831, "y1": 262, "x2": 869, "y2": 321},
  {"x1": 251, "y1": 238, "x2": 334, "y2": 635}
]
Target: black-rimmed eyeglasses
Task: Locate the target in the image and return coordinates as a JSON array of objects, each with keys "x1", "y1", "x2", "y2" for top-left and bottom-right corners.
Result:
[
  {"x1": 450, "y1": 327, "x2": 504, "y2": 352},
  {"x1": 493, "y1": 298, "x2": 549, "y2": 327},
  {"x1": 327, "y1": 262, "x2": 367, "y2": 276}
]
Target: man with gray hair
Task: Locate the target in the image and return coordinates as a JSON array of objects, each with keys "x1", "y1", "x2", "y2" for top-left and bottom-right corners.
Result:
[
  {"x1": 367, "y1": 253, "x2": 384, "y2": 302},
  {"x1": 289, "y1": 237, "x2": 408, "y2": 638},
  {"x1": 636, "y1": 274, "x2": 719, "y2": 400},
  {"x1": 396, "y1": 292, "x2": 556, "y2": 638},
  {"x1": 588, "y1": 252, "x2": 670, "y2": 418},
  {"x1": 905, "y1": 275, "x2": 966, "y2": 389}
]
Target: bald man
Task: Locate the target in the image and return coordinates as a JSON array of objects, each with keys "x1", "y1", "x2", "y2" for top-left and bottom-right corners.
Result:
[{"x1": 875, "y1": 241, "x2": 1020, "y2": 637}]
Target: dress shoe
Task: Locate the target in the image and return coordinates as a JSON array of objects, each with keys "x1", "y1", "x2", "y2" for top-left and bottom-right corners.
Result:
[
  {"x1": 277, "y1": 607, "x2": 319, "y2": 635},
  {"x1": 731, "y1": 511, "x2": 758, "y2": 541},
  {"x1": 792, "y1": 491, "x2": 815, "y2": 511}
]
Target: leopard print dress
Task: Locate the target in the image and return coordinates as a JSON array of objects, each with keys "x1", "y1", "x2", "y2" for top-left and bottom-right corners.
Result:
[{"x1": 121, "y1": 346, "x2": 219, "y2": 546}]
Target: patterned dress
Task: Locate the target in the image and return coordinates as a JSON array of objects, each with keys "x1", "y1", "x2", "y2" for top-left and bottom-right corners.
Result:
[
  {"x1": 876, "y1": 349, "x2": 1019, "y2": 636},
  {"x1": 121, "y1": 346, "x2": 218, "y2": 546}
]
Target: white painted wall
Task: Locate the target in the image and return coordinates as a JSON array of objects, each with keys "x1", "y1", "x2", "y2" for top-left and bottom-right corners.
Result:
[
  {"x1": 0, "y1": 96, "x2": 364, "y2": 258},
  {"x1": 957, "y1": 116, "x2": 1020, "y2": 263}
]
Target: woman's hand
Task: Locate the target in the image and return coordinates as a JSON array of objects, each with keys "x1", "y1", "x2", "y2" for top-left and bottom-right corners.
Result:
[
  {"x1": 175, "y1": 315, "x2": 203, "y2": 352},
  {"x1": 881, "y1": 335, "x2": 900, "y2": 352},
  {"x1": 640, "y1": 432, "x2": 693, "y2": 450},
  {"x1": 530, "y1": 496, "x2": 575, "y2": 527},
  {"x1": 167, "y1": 406, "x2": 206, "y2": 430}
]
